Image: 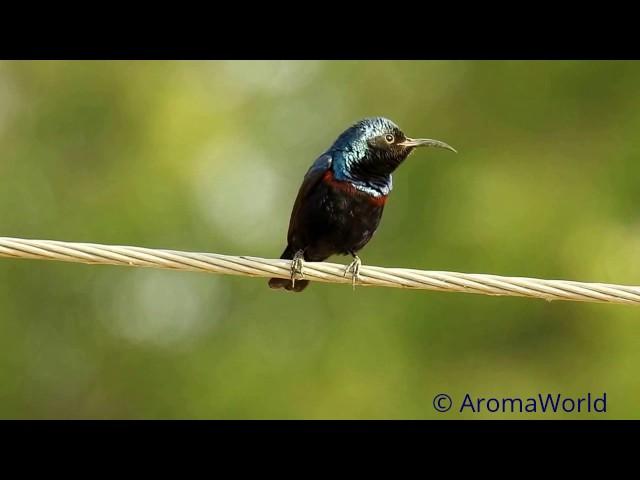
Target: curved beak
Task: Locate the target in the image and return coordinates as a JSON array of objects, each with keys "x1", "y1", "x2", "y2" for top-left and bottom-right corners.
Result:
[{"x1": 398, "y1": 137, "x2": 457, "y2": 153}]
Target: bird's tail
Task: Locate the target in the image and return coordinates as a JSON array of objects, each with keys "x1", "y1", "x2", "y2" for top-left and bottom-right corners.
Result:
[{"x1": 268, "y1": 246, "x2": 310, "y2": 292}]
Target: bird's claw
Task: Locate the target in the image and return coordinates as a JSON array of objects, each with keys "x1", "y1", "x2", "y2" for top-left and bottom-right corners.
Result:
[
  {"x1": 290, "y1": 250, "x2": 305, "y2": 288},
  {"x1": 344, "y1": 255, "x2": 362, "y2": 290}
]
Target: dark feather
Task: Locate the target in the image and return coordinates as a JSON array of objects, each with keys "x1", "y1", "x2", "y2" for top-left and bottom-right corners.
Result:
[{"x1": 268, "y1": 117, "x2": 453, "y2": 293}]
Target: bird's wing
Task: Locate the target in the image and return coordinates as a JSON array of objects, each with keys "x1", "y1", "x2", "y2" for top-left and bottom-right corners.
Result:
[{"x1": 287, "y1": 153, "x2": 332, "y2": 242}]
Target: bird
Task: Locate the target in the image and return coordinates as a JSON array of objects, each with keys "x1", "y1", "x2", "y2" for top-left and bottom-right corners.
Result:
[{"x1": 268, "y1": 117, "x2": 456, "y2": 292}]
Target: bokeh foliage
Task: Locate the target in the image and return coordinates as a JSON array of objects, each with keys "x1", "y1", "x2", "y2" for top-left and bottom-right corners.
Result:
[{"x1": 0, "y1": 60, "x2": 639, "y2": 418}]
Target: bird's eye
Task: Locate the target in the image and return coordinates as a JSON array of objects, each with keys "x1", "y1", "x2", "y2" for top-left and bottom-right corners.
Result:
[{"x1": 384, "y1": 134, "x2": 394, "y2": 143}]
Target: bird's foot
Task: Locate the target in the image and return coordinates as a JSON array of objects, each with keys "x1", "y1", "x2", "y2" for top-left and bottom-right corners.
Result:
[
  {"x1": 290, "y1": 250, "x2": 305, "y2": 288},
  {"x1": 343, "y1": 255, "x2": 362, "y2": 289}
]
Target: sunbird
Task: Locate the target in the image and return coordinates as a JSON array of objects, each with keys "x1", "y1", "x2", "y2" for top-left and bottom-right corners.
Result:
[{"x1": 269, "y1": 117, "x2": 456, "y2": 292}]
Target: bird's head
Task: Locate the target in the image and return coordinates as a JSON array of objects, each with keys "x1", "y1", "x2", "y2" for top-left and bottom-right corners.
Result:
[{"x1": 330, "y1": 117, "x2": 456, "y2": 181}]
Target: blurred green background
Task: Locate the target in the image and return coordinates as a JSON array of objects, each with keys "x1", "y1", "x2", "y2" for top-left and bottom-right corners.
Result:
[{"x1": 0, "y1": 60, "x2": 639, "y2": 419}]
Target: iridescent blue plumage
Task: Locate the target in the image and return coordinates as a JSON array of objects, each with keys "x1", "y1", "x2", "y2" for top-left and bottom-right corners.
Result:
[
  {"x1": 329, "y1": 117, "x2": 400, "y2": 196},
  {"x1": 269, "y1": 117, "x2": 456, "y2": 292}
]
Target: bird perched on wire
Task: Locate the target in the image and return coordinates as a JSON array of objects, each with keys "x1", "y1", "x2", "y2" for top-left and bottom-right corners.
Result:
[{"x1": 268, "y1": 117, "x2": 456, "y2": 292}]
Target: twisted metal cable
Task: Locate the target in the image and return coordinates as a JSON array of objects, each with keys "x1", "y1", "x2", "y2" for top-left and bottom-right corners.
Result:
[{"x1": 0, "y1": 236, "x2": 639, "y2": 305}]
